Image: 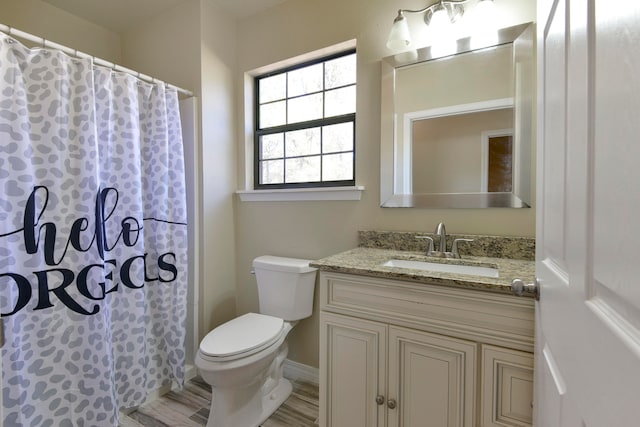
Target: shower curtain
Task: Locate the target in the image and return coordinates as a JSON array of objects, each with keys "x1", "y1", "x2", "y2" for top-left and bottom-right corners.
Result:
[{"x1": 0, "y1": 33, "x2": 188, "y2": 426}]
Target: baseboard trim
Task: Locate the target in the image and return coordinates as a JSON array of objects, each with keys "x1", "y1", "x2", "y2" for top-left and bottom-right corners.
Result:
[
  {"x1": 283, "y1": 359, "x2": 319, "y2": 385},
  {"x1": 184, "y1": 364, "x2": 198, "y2": 383}
]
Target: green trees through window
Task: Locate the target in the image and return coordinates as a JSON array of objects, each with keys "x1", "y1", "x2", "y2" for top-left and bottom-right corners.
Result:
[{"x1": 255, "y1": 50, "x2": 356, "y2": 188}]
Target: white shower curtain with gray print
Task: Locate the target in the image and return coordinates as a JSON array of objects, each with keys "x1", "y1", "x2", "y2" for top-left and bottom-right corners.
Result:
[{"x1": 0, "y1": 33, "x2": 188, "y2": 426}]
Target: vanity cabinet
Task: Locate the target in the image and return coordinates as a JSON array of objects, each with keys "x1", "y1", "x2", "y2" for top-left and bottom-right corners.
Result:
[
  {"x1": 318, "y1": 271, "x2": 535, "y2": 427},
  {"x1": 321, "y1": 312, "x2": 477, "y2": 427}
]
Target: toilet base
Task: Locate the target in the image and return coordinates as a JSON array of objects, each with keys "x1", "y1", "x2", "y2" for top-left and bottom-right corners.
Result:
[
  {"x1": 257, "y1": 378, "x2": 293, "y2": 426},
  {"x1": 205, "y1": 378, "x2": 292, "y2": 427}
]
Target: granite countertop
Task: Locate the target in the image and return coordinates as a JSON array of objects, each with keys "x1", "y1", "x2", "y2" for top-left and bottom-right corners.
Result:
[{"x1": 310, "y1": 247, "x2": 536, "y2": 296}]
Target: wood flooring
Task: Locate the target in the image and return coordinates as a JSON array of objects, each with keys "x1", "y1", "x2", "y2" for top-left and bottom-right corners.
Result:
[{"x1": 118, "y1": 376, "x2": 319, "y2": 427}]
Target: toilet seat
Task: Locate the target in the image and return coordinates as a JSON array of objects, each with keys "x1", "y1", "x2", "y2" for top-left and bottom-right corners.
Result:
[{"x1": 199, "y1": 313, "x2": 285, "y2": 362}]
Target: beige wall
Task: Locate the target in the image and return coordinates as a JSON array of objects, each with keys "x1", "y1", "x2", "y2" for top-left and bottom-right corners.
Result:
[
  {"x1": 0, "y1": 0, "x2": 122, "y2": 62},
  {"x1": 197, "y1": 0, "x2": 238, "y2": 335},
  {"x1": 235, "y1": 0, "x2": 536, "y2": 368},
  {"x1": 121, "y1": 2, "x2": 201, "y2": 93}
]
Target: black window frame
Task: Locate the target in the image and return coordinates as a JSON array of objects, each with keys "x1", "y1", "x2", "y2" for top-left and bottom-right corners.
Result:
[{"x1": 254, "y1": 49, "x2": 357, "y2": 190}]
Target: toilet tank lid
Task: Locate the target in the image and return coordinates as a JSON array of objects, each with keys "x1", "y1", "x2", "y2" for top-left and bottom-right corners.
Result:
[{"x1": 253, "y1": 255, "x2": 317, "y2": 273}]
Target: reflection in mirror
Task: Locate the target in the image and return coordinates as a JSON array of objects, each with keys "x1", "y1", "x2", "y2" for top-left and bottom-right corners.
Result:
[
  {"x1": 380, "y1": 23, "x2": 534, "y2": 208},
  {"x1": 412, "y1": 107, "x2": 514, "y2": 194}
]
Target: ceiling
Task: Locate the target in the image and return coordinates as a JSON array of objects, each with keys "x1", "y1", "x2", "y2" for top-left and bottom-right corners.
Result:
[
  {"x1": 42, "y1": 0, "x2": 288, "y2": 33},
  {"x1": 214, "y1": 0, "x2": 288, "y2": 20}
]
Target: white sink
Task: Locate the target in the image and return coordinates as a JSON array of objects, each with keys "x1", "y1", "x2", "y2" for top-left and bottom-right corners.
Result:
[{"x1": 382, "y1": 259, "x2": 499, "y2": 278}]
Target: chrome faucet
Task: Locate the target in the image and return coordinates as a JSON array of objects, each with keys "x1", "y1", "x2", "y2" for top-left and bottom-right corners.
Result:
[
  {"x1": 415, "y1": 222, "x2": 474, "y2": 259},
  {"x1": 434, "y1": 222, "x2": 447, "y2": 252}
]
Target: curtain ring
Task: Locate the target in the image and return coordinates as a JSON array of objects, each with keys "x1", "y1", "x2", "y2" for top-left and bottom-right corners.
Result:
[{"x1": 4, "y1": 26, "x2": 15, "y2": 44}]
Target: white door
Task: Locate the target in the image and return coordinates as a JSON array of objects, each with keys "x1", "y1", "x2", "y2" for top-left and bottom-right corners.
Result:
[{"x1": 535, "y1": 0, "x2": 640, "y2": 425}]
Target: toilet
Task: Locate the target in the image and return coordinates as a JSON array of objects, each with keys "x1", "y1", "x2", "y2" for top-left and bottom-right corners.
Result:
[{"x1": 195, "y1": 255, "x2": 317, "y2": 427}]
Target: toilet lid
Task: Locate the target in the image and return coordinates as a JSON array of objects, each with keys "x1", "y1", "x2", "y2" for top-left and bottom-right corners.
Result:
[{"x1": 199, "y1": 313, "x2": 284, "y2": 358}]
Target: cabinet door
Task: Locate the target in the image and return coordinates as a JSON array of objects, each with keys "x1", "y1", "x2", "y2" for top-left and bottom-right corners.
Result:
[
  {"x1": 319, "y1": 312, "x2": 387, "y2": 427},
  {"x1": 388, "y1": 326, "x2": 477, "y2": 427},
  {"x1": 481, "y1": 345, "x2": 533, "y2": 426}
]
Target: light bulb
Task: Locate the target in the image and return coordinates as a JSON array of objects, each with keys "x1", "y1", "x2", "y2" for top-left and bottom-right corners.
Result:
[
  {"x1": 427, "y1": 4, "x2": 456, "y2": 57},
  {"x1": 471, "y1": 0, "x2": 498, "y2": 49},
  {"x1": 475, "y1": 0, "x2": 497, "y2": 26},
  {"x1": 429, "y1": 6, "x2": 452, "y2": 36},
  {"x1": 386, "y1": 12, "x2": 412, "y2": 50}
]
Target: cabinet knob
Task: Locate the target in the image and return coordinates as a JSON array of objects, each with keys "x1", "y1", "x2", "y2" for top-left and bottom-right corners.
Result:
[
  {"x1": 510, "y1": 278, "x2": 540, "y2": 300},
  {"x1": 375, "y1": 395, "x2": 385, "y2": 405},
  {"x1": 387, "y1": 398, "x2": 397, "y2": 409}
]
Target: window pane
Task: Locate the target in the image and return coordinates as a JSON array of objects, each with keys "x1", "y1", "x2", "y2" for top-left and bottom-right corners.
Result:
[
  {"x1": 323, "y1": 122, "x2": 354, "y2": 153},
  {"x1": 288, "y1": 93, "x2": 323, "y2": 124},
  {"x1": 325, "y1": 53, "x2": 356, "y2": 89},
  {"x1": 288, "y1": 63, "x2": 323, "y2": 97},
  {"x1": 255, "y1": 50, "x2": 356, "y2": 189},
  {"x1": 260, "y1": 101, "x2": 286, "y2": 128},
  {"x1": 286, "y1": 156, "x2": 321, "y2": 183},
  {"x1": 261, "y1": 159, "x2": 284, "y2": 184},
  {"x1": 325, "y1": 85, "x2": 355, "y2": 117},
  {"x1": 260, "y1": 133, "x2": 284, "y2": 159},
  {"x1": 286, "y1": 127, "x2": 321, "y2": 157},
  {"x1": 259, "y1": 74, "x2": 286, "y2": 103},
  {"x1": 323, "y1": 152, "x2": 353, "y2": 181}
]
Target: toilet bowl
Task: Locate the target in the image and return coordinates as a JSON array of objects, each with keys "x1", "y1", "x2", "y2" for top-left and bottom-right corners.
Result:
[{"x1": 195, "y1": 256, "x2": 317, "y2": 427}]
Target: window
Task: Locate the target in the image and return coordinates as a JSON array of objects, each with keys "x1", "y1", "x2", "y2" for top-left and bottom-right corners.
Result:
[{"x1": 254, "y1": 50, "x2": 356, "y2": 189}]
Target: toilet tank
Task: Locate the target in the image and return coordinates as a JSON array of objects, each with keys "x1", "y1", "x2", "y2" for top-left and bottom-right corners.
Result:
[{"x1": 253, "y1": 256, "x2": 318, "y2": 321}]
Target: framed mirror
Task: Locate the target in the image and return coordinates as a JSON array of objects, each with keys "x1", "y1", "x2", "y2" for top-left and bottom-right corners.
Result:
[{"x1": 380, "y1": 22, "x2": 534, "y2": 208}]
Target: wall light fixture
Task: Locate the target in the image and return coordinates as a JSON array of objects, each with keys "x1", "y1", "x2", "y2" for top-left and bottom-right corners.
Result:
[{"x1": 386, "y1": 0, "x2": 496, "y2": 51}]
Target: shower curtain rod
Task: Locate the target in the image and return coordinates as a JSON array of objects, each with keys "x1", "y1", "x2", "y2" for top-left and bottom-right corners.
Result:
[{"x1": 0, "y1": 23, "x2": 194, "y2": 97}]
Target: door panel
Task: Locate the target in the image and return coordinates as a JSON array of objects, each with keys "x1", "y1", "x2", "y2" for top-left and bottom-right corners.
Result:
[
  {"x1": 320, "y1": 312, "x2": 386, "y2": 427},
  {"x1": 541, "y1": 0, "x2": 568, "y2": 270},
  {"x1": 591, "y1": 0, "x2": 640, "y2": 336},
  {"x1": 481, "y1": 345, "x2": 534, "y2": 427},
  {"x1": 388, "y1": 327, "x2": 476, "y2": 427}
]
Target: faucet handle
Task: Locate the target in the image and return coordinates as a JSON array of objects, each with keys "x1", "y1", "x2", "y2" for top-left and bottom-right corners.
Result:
[
  {"x1": 451, "y1": 238, "x2": 474, "y2": 258},
  {"x1": 416, "y1": 235, "x2": 434, "y2": 254}
]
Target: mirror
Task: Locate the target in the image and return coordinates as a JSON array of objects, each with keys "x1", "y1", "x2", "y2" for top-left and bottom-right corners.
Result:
[{"x1": 380, "y1": 23, "x2": 535, "y2": 208}]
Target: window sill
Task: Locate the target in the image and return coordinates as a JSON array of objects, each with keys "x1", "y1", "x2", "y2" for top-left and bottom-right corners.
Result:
[{"x1": 236, "y1": 186, "x2": 365, "y2": 202}]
